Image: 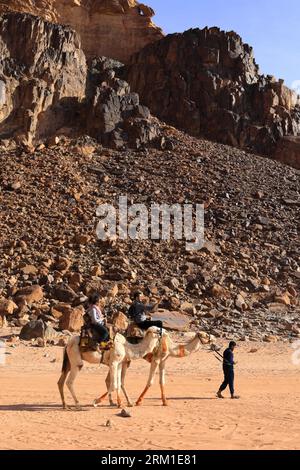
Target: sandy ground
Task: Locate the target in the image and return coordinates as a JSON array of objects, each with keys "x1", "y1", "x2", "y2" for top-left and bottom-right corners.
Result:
[{"x1": 0, "y1": 332, "x2": 300, "y2": 450}]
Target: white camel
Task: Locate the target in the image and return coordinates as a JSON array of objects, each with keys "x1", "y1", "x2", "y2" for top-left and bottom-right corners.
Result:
[
  {"x1": 57, "y1": 327, "x2": 163, "y2": 410},
  {"x1": 136, "y1": 331, "x2": 212, "y2": 407}
]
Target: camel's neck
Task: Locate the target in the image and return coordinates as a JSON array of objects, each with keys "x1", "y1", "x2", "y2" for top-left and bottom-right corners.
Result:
[
  {"x1": 169, "y1": 335, "x2": 201, "y2": 358},
  {"x1": 125, "y1": 335, "x2": 158, "y2": 360}
]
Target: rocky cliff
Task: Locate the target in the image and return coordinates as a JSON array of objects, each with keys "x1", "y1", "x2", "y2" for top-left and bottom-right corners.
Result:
[
  {"x1": 274, "y1": 136, "x2": 300, "y2": 170},
  {"x1": 0, "y1": 12, "x2": 159, "y2": 147},
  {"x1": 0, "y1": 12, "x2": 87, "y2": 145},
  {"x1": 125, "y1": 28, "x2": 300, "y2": 157},
  {"x1": 0, "y1": 0, "x2": 163, "y2": 63}
]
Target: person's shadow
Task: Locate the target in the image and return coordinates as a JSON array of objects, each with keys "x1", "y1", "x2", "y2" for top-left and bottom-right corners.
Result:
[{"x1": 145, "y1": 396, "x2": 217, "y2": 402}]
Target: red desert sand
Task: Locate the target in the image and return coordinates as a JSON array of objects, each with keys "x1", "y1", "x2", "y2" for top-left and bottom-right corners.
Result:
[{"x1": 0, "y1": 333, "x2": 300, "y2": 450}]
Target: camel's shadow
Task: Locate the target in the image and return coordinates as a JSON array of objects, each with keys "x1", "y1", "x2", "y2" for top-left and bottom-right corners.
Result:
[
  {"x1": 0, "y1": 403, "x2": 109, "y2": 412},
  {"x1": 0, "y1": 397, "x2": 216, "y2": 412}
]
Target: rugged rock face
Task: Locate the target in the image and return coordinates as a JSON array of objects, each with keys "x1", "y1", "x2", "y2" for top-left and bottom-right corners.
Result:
[
  {"x1": 0, "y1": 12, "x2": 159, "y2": 147},
  {"x1": 0, "y1": 12, "x2": 87, "y2": 145},
  {"x1": 0, "y1": 0, "x2": 163, "y2": 63},
  {"x1": 85, "y1": 57, "x2": 159, "y2": 149},
  {"x1": 125, "y1": 27, "x2": 300, "y2": 156},
  {"x1": 274, "y1": 136, "x2": 300, "y2": 170}
]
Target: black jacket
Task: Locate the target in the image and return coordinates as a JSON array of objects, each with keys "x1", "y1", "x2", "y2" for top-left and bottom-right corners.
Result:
[{"x1": 223, "y1": 348, "x2": 234, "y2": 368}]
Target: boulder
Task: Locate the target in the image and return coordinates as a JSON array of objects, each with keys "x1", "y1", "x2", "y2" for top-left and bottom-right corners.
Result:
[
  {"x1": 201, "y1": 241, "x2": 221, "y2": 256},
  {"x1": 21, "y1": 265, "x2": 38, "y2": 275},
  {"x1": 0, "y1": 298, "x2": 18, "y2": 315},
  {"x1": 165, "y1": 297, "x2": 181, "y2": 310},
  {"x1": 180, "y1": 302, "x2": 196, "y2": 315},
  {"x1": 68, "y1": 272, "x2": 83, "y2": 292},
  {"x1": 51, "y1": 303, "x2": 73, "y2": 320},
  {"x1": 14, "y1": 285, "x2": 44, "y2": 306},
  {"x1": 210, "y1": 284, "x2": 228, "y2": 299},
  {"x1": 169, "y1": 278, "x2": 180, "y2": 290},
  {"x1": 235, "y1": 294, "x2": 248, "y2": 311},
  {"x1": 91, "y1": 265, "x2": 103, "y2": 277},
  {"x1": 53, "y1": 257, "x2": 72, "y2": 274},
  {"x1": 152, "y1": 310, "x2": 190, "y2": 332},
  {"x1": 52, "y1": 285, "x2": 77, "y2": 304},
  {"x1": 19, "y1": 319, "x2": 45, "y2": 340},
  {"x1": 20, "y1": 322, "x2": 58, "y2": 343},
  {"x1": 274, "y1": 292, "x2": 291, "y2": 306},
  {"x1": 73, "y1": 234, "x2": 90, "y2": 246},
  {"x1": 112, "y1": 312, "x2": 129, "y2": 332},
  {"x1": 109, "y1": 283, "x2": 119, "y2": 299},
  {"x1": 59, "y1": 306, "x2": 84, "y2": 332}
]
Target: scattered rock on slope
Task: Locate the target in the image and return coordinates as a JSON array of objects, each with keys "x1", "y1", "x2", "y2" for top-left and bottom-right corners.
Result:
[{"x1": 0, "y1": 129, "x2": 299, "y2": 341}]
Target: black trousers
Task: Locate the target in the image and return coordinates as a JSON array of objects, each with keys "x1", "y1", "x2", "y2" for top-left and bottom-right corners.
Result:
[
  {"x1": 219, "y1": 366, "x2": 234, "y2": 395},
  {"x1": 91, "y1": 324, "x2": 109, "y2": 342},
  {"x1": 137, "y1": 320, "x2": 163, "y2": 331}
]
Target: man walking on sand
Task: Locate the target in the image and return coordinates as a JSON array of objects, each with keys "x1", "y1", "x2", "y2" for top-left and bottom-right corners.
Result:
[{"x1": 217, "y1": 341, "x2": 240, "y2": 399}]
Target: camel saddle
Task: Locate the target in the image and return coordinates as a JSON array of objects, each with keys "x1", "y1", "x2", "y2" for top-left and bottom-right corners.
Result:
[
  {"x1": 79, "y1": 324, "x2": 114, "y2": 353},
  {"x1": 79, "y1": 321, "x2": 148, "y2": 352},
  {"x1": 125, "y1": 322, "x2": 146, "y2": 344}
]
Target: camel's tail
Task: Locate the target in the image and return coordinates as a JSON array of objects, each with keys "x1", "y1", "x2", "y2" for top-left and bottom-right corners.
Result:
[{"x1": 61, "y1": 347, "x2": 70, "y2": 373}]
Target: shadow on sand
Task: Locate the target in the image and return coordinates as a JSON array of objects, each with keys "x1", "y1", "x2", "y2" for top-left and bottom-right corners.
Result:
[
  {"x1": 0, "y1": 403, "x2": 111, "y2": 412},
  {"x1": 0, "y1": 397, "x2": 218, "y2": 412},
  {"x1": 143, "y1": 396, "x2": 217, "y2": 403}
]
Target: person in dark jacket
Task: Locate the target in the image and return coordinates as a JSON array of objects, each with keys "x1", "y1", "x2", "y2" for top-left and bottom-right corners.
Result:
[
  {"x1": 217, "y1": 341, "x2": 240, "y2": 399},
  {"x1": 130, "y1": 291, "x2": 163, "y2": 330}
]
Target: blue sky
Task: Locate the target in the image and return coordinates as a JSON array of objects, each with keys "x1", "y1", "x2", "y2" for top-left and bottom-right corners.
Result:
[{"x1": 149, "y1": 0, "x2": 300, "y2": 88}]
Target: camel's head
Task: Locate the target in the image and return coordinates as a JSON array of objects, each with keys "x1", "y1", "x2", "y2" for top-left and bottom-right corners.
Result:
[
  {"x1": 210, "y1": 343, "x2": 222, "y2": 353},
  {"x1": 196, "y1": 330, "x2": 216, "y2": 345},
  {"x1": 145, "y1": 326, "x2": 166, "y2": 339}
]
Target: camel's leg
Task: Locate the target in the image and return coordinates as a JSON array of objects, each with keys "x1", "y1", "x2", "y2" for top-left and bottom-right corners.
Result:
[
  {"x1": 94, "y1": 391, "x2": 108, "y2": 405},
  {"x1": 93, "y1": 371, "x2": 117, "y2": 407},
  {"x1": 57, "y1": 348, "x2": 71, "y2": 409},
  {"x1": 107, "y1": 371, "x2": 117, "y2": 407},
  {"x1": 107, "y1": 361, "x2": 122, "y2": 408},
  {"x1": 159, "y1": 360, "x2": 168, "y2": 406},
  {"x1": 107, "y1": 361, "x2": 119, "y2": 402},
  {"x1": 136, "y1": 360, "x2": 159, "y2": 406},
  {"x1": 94, "y1": 363, "x2": 131, "y2": 408},
  {"x1": 66, "y1": 365, "x2": 83, "y2": 410},
  {"x1": 116, "y1": 363, "x2": 123, "y2": 408},
  {"x1": 58, "y1": 371, "x2": 69, "y2": 410},
  {"x1": 121, "y1": 361, "x2": 133, "y2": 407}
]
